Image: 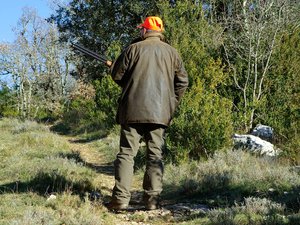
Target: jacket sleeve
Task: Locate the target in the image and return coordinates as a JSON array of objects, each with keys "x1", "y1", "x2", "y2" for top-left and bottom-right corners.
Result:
[
  {"x1": 110, "y1": 47, "x2": 131, "y2": 87},
  {"x1": 174, "y1": 56, "x2": 188, "y2": 104}
]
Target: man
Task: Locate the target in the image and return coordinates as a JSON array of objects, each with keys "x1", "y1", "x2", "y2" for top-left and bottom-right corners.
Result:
[{"x1": 107, "y1": 16, "x2": 188, "y2": 211}]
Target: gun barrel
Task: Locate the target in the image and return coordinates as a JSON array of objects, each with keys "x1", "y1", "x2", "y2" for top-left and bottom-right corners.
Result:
[{"x1": 71, "y1": 42, "x2": 108, "y2": 64}]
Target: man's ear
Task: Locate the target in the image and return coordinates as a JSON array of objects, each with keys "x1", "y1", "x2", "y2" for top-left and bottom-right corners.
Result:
[
  {"x1": 140, "y1": 28, "x2": 146, "y2": 39},
  {"x1": 142, "y1": 28, "x2": 147, "y2": 36}
]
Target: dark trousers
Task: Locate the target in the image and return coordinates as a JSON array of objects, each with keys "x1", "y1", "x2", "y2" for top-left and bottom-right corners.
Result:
[{"x1": 111, "y1": 123, "x2": 166, "y2": 204}]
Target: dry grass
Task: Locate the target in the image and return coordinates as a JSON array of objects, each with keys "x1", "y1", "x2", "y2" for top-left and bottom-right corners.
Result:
[{"x1": 1, "y1": 118, "x2": 299, "y2": 225}]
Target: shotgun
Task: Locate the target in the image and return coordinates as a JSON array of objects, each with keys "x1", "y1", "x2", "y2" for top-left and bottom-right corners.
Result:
[{"x1": 71, "y1": 42, "x2": 112, "y2": 67}]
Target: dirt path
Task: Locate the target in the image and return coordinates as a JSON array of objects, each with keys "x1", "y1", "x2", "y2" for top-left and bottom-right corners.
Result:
[
  {"x1": 66, "y1": 136, "x2": 209, "y2": 224},
  {"x1": 67, "y1": 137, "x2": 115, "y2": 198}
]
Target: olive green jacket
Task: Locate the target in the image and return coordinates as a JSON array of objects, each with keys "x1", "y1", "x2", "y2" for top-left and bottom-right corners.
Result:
[{"x1": 111, "y1": 32, "x2": 188, "y2": 126}]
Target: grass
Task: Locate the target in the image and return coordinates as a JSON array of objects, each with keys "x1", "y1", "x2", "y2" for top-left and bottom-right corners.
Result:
[
  {"x1": 163, "y1": 151, "x2": 300, "y2": 224},
  {"x1": 0, "y1": 192, "x2": 115, "y2": 225},
  {"x1": 0, "y1": 118, "x2": 299, "y2": 224},
  {"x1": 0, "y1": 118, "x2": 116, "y2": 225},
  {"x1": 0, "y1": 119, "x2": 97, "y2": 194},
  {"x1": 164, "y1": 150, "x2": 300, "y2": 200}
]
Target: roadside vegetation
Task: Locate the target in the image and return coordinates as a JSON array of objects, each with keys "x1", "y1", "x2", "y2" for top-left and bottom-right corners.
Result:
[
  {"x1": 1, "y1": 0, "x2": 299, "y2": 163},
  {"x1": 0, "y1": 0, "x2": 299, "y2": 224},
  {"x1": 1, "y1": 118, "x2": 299, "y2": 224}
]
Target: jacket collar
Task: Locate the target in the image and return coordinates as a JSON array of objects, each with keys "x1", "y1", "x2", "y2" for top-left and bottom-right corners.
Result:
[{"x1": 143, "y1": 32, "x2": 165, "y2": 41}]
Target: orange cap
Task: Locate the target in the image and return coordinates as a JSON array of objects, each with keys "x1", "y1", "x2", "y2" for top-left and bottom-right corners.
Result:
[{"x1": 137, "y1": 16, "x2": 164, "y2": 32}]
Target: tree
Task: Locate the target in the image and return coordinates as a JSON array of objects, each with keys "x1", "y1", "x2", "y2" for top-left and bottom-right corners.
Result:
[
  {"x1": 262, "y1": 27, "x2": 300, "y2": 161},
  {"x1": 0, "y1": 8, "x2": 72, "y2": 119},
  {"x1": 49, "y1": 0, "x2": 162, "y2": 132},
  {"x1": 221, "y1": 0, "x2": 299, "y2": 131},
  {"x1": 50, "y1": 0, "x2": 159, "y2": 80}
]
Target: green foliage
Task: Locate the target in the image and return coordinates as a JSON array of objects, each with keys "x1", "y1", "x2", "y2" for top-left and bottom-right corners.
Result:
[
  {"x1": 266, "y1": 30, "x2": 300, "y2": 136},
  {"x1": 160, "y1": 0, "x2": 224, "y2": 83},
  {"x1": 159, "y1": 1, "x2": 232, "y2": 162},
  {"x1": 167, "y1": 86, "x2": 233, "y2": 161},
  {"x1": 94, "y1": 76, "x2": 120, "y2": 128},
  {"x1": 260, "y1": 28, "x2": 300, "y2": 162},
  {"x1": 288, "y1": 214, "x2": 300, "y2": 225},
  {"x1": 58, "y1": 96, "x2": 105, "y2": 136},
  {"x1": 0, "y1": 85, "x2": 18, "y2": 117},
  {"x1": 0, "y1": 84, "x2": 64, "y2": 122},
  {"x1": 55, "y1": 76, "x2": 120, "y2": 138},
  {"x1": 166, "y1": 62, "x2": 233, "y2": 161},
  {"x1": 157, "y1": 1, "x2": 233, "y2": 162},
  {"x1": 52, "y1": 0, "x2": 158, "y2": 80},
  {"x1": 281, "y1": 137, "x2": 300, "y2": 164}
]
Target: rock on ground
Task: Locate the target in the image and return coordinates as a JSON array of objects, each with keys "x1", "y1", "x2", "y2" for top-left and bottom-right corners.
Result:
[{"x1": 233, "y1": 134, "x2": 278, "y2": 157}]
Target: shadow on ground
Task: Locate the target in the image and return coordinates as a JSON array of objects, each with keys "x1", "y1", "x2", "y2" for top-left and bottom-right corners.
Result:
[
  {"x1": 59, "y1": 151, "x2": 115, "y2": 176},
  {"x1": 0, "y1": 171, "x2": 96, "y2": 196},
  {"x1": 50, "y1": 122, "x2": 109, "y2": 143}
]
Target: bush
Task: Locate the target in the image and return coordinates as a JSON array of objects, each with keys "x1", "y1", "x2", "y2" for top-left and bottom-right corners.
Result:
[
  {"x1": 61, "y1": 97, "x2": 104, "y2": 134},
  {"x1": 93, "y1": 76, "x2": 120, "y2": 129},
  {"x1": 55, "y1": 76, "x2": 120, "y2": 138},
  {"x1": 166, "y1": 76, "x2": 233, "y2": 162},
  {"x1": 0, "y1": 85, "x2": 18, "y2": 118},
  {"x1": 260, "y1": 28, "x2": 300, "y2": 162},
  {"x1": 158, "y1": 2, "x2": 233, "y2": 162}
]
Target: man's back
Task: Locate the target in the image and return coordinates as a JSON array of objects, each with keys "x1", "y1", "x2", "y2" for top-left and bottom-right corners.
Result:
[{"x1": 112, "y1": 32, "x2": 188, "y2": 126}]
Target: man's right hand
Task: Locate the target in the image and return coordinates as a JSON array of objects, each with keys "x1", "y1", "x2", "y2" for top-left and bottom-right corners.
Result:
[{"x1": 106, "y1": 60, "x2": 113, "y2": 67}]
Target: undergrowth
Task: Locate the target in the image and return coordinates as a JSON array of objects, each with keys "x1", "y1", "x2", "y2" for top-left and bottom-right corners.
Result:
[{"x1": 1, "y1": 118, "x2": 299, "y2": 225}]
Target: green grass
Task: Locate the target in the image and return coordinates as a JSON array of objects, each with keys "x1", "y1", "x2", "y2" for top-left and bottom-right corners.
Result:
[
  {"x1": 0, "y1": 118, "x2": 115, "y2": 224},
  {"x1": 162, "y1": 150, "x2": 300, "y2": 224},
  {"x1": 0, "y1": 192, "x2": 113, "y2": 225},
  {"x1": 1, "y1": 118, "x2": 299, "y2": 225},
  {"x1": 0, "y1": 119, "x2": 97, "y2": 194}
]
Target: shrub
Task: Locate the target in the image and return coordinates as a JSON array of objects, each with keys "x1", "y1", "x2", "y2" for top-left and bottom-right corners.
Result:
[
  {"x1": 0, "y1": 85, "x2": 18, "y2": 118},
  {"x1": 159, "y1": 1, "x2": 233, "y2": 162},
  {"x1": 166, "y1": 77, "x2": 233, "y2": 162},
  {"x1": 93, "y1": 76, "x2": 120, "y2": 129},
  {"x1": 61, "y1": 97, "x2": 106, "y2": 134},
  {"x1": 56, "y1": 76, "x2": 120, "y2": 137}
]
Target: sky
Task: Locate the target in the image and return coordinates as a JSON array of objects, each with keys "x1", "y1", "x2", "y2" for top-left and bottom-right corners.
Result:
[{"x1": 0, "y1": 0, "x2": 60, "y2": 43}]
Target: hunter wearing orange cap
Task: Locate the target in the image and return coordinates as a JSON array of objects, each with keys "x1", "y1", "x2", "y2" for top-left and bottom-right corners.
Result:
[{"x1": 106, "y1": 16, "x2": 188, "y2": 211}]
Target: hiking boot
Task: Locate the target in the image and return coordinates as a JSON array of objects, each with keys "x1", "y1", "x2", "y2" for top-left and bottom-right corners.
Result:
[
  {"x1": 144, "y1": 195, "x2": 160, "y2": 210},
  {"x1": 105, "y1": 201, "x2": 128, "y2": 211}
]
